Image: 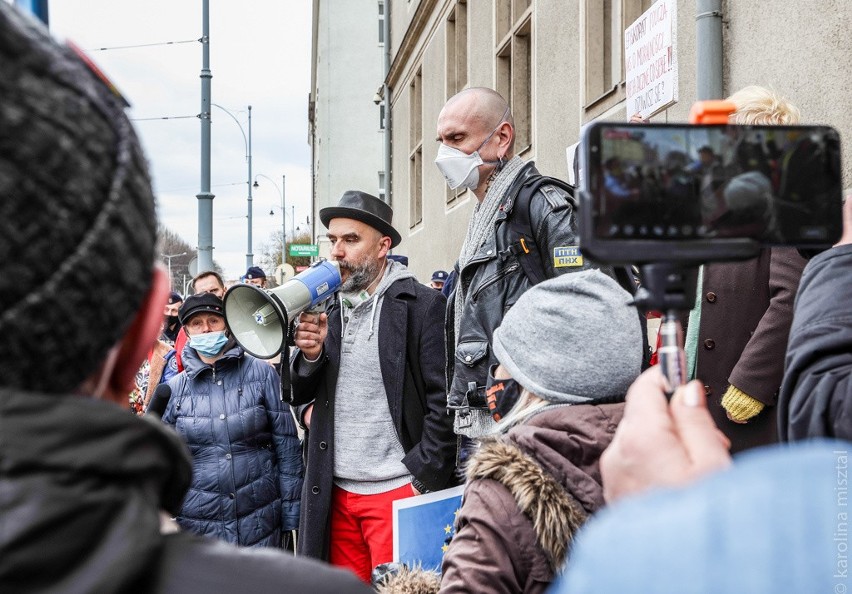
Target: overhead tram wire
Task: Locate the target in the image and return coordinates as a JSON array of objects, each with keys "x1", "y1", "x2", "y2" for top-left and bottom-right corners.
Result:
[
  {"x1": 84, "y1": 38, "x2": 199, "y2": 122},
  {"x1": 131, "y1": 115, "x2": 198, "y2": 121},
  {"x1": 86, "y1": 38, "x2": 199, "y2": 52}
]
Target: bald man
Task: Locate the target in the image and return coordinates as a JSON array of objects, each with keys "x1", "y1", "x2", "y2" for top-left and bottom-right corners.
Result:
[{"x1": 435, "y1": 87, "x2": 606, "y2": 439}]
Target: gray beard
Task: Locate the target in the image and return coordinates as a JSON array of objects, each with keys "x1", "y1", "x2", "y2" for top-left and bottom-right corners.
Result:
[{"x1": 339, "y1": 258, "x2": 380, "y2": 293}]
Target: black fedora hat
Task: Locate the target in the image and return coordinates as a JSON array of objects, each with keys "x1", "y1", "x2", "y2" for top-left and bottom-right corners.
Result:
[{"x1": 319, "y1": 190, "x2": 402, "y2": 248}]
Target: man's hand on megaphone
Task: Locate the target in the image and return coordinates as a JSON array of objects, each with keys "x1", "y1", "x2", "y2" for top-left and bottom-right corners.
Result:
[{"x1": 295, "y1": 311, "x2": 328, "y2": 361}]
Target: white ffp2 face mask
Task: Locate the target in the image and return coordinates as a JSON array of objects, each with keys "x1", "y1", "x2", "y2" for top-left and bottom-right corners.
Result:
[
  {"x1": 434, "y1": 106, "x2": 510, "y2": 191},
  {"x1": 435, "y1": 143, "x2": 484, "y2": 190}
]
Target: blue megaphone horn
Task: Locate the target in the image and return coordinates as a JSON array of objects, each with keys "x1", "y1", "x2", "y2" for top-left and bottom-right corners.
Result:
[{"x1": 223, "y1": 260, "x2": 341, "y2": 359}]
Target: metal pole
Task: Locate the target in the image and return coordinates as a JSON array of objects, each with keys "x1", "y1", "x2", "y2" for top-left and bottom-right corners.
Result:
[
  {"x1": 162, "y1": 252, "x2": 187, "y2": 290},
  {"x1": 696, "y1": 0, "x2": 724, "y2": 100},
  {"x1": 382, "y1": 0, "x2": 392, "y2": 206},
  {"x1": 282, "y1": 175, "x2": 287, "y2": 267},
  {"x1": 211, "y1": 103, "x2": 253, "y2": 269},
  {"x1": 253, "y1": 174, "x2": 285, "y2": 268},
  {"x1": 247, "y1": 105, "x2": 253, "y2": 268},
  {"x1": 291, "y1": 205, "x2": 295, "y2": 238},
  {"x1": 196, "y1": 0, "x2": 215, "y2": 272}
]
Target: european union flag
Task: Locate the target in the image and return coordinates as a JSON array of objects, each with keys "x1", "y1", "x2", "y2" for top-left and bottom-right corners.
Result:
[{"x1": 393, "y1": 485, "x2": 465, "y2": 573}]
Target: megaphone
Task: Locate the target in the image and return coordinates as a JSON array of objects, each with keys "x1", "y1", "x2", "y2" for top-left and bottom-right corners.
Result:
[{"x1": 224, "y1": 260, "x2": 341, "y2": 359}]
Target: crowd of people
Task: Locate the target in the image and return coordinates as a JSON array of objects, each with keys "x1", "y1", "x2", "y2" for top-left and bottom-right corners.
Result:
[{"x1": 0, "y1": 3, "x2": 849, "y2": 593}]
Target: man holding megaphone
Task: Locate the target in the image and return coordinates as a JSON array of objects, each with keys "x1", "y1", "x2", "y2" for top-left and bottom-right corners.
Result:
[{"x1": 289, "y1": 191, "x2": 458, "y2": 583}]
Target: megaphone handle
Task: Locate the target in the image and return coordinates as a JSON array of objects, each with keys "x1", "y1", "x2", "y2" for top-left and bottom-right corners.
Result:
[
  {"x1": 287, "y1": 318, "x2": 297, "y2": 347},
  {"x1": 280, "y1": 341, "x2": 292, "y2": 403},
  {"x1": 276, "y1": 319, "x2": 300, "y2": 402}
]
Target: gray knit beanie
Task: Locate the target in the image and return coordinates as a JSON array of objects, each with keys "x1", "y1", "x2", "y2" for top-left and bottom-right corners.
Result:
[
  {"x1": 492, "y1": 270, "x2": 642, "y2": 404},
  {"x1": 0, "y1": 5, "x2": 157, "y2": 393}
]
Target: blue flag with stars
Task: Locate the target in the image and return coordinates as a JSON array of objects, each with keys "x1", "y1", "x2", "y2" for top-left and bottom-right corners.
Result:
[{"x1": 393, "y1": 485, "x2": 465, "y2": 573}]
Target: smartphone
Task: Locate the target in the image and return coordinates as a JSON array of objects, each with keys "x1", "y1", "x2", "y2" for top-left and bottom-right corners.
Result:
[{"x1": 579, "y1": 122, "x2": 843, "y2": 264}]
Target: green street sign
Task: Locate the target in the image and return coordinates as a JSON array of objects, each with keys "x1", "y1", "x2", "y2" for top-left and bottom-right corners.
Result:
[{"x1": 289, "y1": 243, "x2": 319, "y2": 257}]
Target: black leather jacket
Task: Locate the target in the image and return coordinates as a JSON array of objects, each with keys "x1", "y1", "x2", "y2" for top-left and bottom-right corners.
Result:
[{"x1": 446, "y1": 162, "x2": 607, "y2": 422}]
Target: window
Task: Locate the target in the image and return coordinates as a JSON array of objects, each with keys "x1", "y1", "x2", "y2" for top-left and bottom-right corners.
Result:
[
  {"x1": 495, "y1": 0, "x2": 532, "y2": 152},
  {"x1": 583, "y1": 0, "x2": 653, "y2": 119},
  {"x1": 445, "y1": 1, "x2": 468, "y2": 206},
  {"x1": 378, "y1": 0, "x2": 385, "y2": 44},
  {"x1": 409, "y1": 69, "x2": 423, "y2": 228},
  {"x1": 446, "y1": 1, "x2": 468, "y2": 98}
]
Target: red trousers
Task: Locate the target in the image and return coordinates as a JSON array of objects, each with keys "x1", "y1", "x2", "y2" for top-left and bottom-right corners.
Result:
[{"x1": 329, "y1": 483, "x2": 415, "y2": 583}]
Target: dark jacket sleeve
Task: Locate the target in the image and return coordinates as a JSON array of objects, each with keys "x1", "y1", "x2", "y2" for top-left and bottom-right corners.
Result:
[
  {"x1": 401, "y1": 290, "x2": 457, "y2": 492},
  {"x1": 289, "y1": 348, "x2": 326, "y2": 407},
  {"x1": 440, "y1": 482, "x2": 533, "y2": 593},
  {"x1": 160, "y1": 373, "x2": 185, "y2": 426},
  {"x1": 728, "y1": 247, "x2": 806, "y2": 405},
  {"x1": 779, "y1": 244, "x2": 852, "y2": 441},
  {"x1": 260, "y1": 362, "x2": 304, "y2": 530},
  {"x1": 530, "y1": 185, "x2": 598, "y2": 278},
  {"x1": 157, "y1": 531, "x2": 374, "y2": 593}
]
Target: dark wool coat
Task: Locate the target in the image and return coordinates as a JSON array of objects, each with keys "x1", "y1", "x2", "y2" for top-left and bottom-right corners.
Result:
[
  {"x1": 290, "y1": 277, "x2": 457, "y2": 561},
  {"x1": 691, "y1": 247, "x2": 806, "y2": 453},
  {"x1": 0, "y1": 389, "x2": 370, "y2": 594},
  {"x1": 779, "y1": 243, "x2": 852, "y2": 442},
  {"x1": 162, "y1": 342, "x2": 303, "y2": 547},
  {"x1": 378, "y1": 403, "x2": 623, "y2": 594}
]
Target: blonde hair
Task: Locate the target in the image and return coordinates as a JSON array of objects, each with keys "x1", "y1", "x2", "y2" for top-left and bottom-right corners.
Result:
[
  {"x1": 726, "y1": 86, "x2": 801, "y2": 125},
  {"x1": 491, "y1": 389, "x2": 553, "y2": 434}
]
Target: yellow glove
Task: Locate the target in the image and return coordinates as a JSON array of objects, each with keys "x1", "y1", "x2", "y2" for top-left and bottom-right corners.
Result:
[{"x1": 721, "y1": 385, "x2": 764, "y2": 423}]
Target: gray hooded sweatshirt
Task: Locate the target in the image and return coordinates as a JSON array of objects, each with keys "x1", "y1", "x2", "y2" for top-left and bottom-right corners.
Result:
[{"x1": 333, "y1": 259, "x2": 417, "y2": 494}]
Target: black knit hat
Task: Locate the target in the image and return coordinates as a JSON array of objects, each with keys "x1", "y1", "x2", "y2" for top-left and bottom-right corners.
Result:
[
  {"x1": 0, "y1": 5, "x2": 157, "y2": 393},
  {"x1": 179, "y1": 293, "x2": 225, "y2": 326},
  {"x1": 245, "y1": 266, "x2": 266, "y2": 280}
]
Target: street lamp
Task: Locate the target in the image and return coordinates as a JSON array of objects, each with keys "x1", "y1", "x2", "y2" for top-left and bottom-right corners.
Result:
[
  {"x1": 212, "y1": 103, "x2": 253, "y2": 269},
  {"x1": 161, "y1": 251, "x2": 187, "y2": 291},
  {"x1": 253, "y1": 173, "x2": 285, "y2": 269},
  {"x1": 296, "y1": 215, "x2": 311, "y2": 237}
]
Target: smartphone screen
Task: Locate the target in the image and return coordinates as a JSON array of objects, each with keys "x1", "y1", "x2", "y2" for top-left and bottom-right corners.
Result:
[{"x1": 583, "y1": 123, "x2": 842, "y2": 246}]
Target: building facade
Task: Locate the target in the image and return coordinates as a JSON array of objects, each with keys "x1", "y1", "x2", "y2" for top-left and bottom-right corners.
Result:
[
  {"x1": 311, "y1": 0, "x2": 852, "y2": 282},
  {"x1": 309, "y1": 0, "x2": 388, "y2": 257}
]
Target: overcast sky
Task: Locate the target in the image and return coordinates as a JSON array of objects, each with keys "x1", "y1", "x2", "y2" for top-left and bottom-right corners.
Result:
[{"x1": 48, "y1": 0, "x2": 313, "y2": 281}]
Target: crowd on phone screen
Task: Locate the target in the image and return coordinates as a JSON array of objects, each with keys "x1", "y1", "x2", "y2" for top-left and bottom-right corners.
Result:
[{"x1": 1, "y1": 4, "x2": 849, "y2": 593}]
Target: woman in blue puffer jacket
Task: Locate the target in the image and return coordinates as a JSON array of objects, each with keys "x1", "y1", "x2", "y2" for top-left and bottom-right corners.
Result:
[{"x1": 162, "y1": 293, "x2": 303, "y2": 548}]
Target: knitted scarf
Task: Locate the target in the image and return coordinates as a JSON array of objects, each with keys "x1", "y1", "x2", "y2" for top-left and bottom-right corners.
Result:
[
  {"x1": 453, "y1": 156, "x2": 526, "y2": 341},
  {"x1": 451, "y1": 156, "x2": 526, "y2": 438}
]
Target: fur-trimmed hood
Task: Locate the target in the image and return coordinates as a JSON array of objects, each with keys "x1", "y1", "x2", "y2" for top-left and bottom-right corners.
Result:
[
  {"x1": 466, "y1": 402, "x2": 623, "y2": 569},
  {"x1": 377, "y1": 403, "x2": 624, "y2": 593},
  {"x1": 465, "y1": 435, "x2": 587, "y2": 570}
]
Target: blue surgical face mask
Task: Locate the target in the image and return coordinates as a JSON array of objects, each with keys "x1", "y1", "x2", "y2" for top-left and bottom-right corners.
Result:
[{"x1": 189, "y1": 330, "x2": 228, "y2": 357}]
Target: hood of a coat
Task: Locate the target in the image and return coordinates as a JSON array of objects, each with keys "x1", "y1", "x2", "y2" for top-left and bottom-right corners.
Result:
[
  {"x1": 466, "y1": 403, "x2": 624, "y2": 569},
  {"x1": 374, "y1": 258, "x2": 416, "y2": 300},
  {"x1": 374, "y1": 565, "x2": 442, "y2": 594},
  {"x1": 336, "y1": 259, "x2": 417, "y2": 339},
  {"x1": 0, "y1": 388, "x2": 193, "y2": 592}
]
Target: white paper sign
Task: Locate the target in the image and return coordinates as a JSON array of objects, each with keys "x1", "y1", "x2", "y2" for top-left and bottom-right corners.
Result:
[
  {"x1": 624, "y1": 0, "x2": 678, "y2": 120},
  {"x1": 565, "y1": 141, "x2": 581, "y2": 187}
]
